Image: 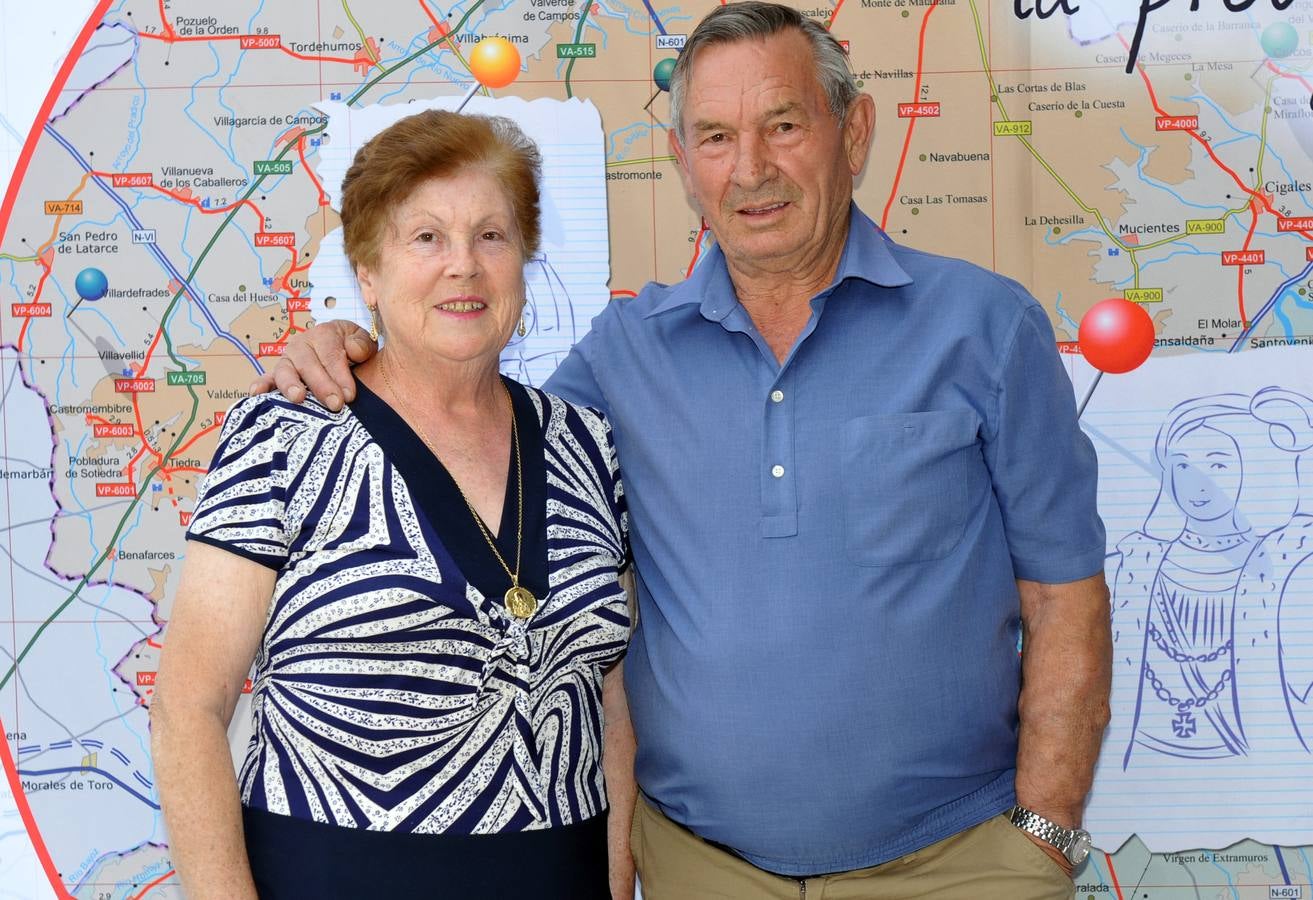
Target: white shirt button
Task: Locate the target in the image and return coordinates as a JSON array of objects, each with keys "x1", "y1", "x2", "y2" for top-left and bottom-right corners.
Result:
[
  {"x1": 770, "y1": 390, "x2": 784, "y2": 403},
  {"x1": 771, "y1": 465, "x2": 785, "y2": 478}
]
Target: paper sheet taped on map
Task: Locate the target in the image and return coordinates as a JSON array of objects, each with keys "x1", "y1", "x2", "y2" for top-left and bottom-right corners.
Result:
[
  {"x1": 307, "y1": 96, "x2": 610, "y2": 390},
  {"x1": 1080, "y1": 344, "x2": 1313, "y2": 851}
]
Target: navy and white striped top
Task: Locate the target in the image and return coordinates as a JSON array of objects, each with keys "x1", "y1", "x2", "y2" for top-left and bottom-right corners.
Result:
[{"x1": 186, "y1": 378, "x2": 629, "y2": 835}]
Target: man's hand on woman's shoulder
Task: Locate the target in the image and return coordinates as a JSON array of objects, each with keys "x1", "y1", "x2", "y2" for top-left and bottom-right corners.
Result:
[{"x1": 248, "y1": 319, "x2": 377, "y2": 410}]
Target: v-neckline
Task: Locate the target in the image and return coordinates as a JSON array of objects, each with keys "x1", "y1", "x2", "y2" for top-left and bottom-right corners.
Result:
[{"x1": 347, "y1": 375, "x2": 550, "y2": 604}]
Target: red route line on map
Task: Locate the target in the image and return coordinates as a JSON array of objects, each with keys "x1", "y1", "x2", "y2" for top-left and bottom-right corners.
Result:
[
  {"x1": 295, "y1": 136, "x2": 330, "y2": 206},
  {"x1": 610, "y1": 289, "x2": 637, "y2": 298},
  {"x1": 1104, "y1": 850, "x2": 1126, "y2": 900},
  {"x1": 127, "y1": 867, "x2": 176, "y2": 900},
  {"x1": 1238, "y1": 199, "x2": 1259, "y2": 327},
  {"x1": 155, "y1": 0, "x2": 174, "y2": 38},
  {"x1": 685, "y1": 219, "x2": 709, "y2": 277},
  {"x1": 15, "y1": 255, "x2": 53, "y2": 352},
  {"x1": 419, "y1": 0, "x2": 442, "y2": 30},
  {"x1": 0, "y1": 1, "x2": 112, "y2": 889},
  {"x1": 880, "y1": 0, "x2": 941, "y2": 230},
  {"x1": 1267, "y1": 60, "x2": 1313, "y2": 93},
  {"x1": 827, "y1": 0, "x2": 849, "y2": 29}
]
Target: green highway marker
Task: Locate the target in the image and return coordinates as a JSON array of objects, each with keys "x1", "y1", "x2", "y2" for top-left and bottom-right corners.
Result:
[
  {"x1": 254, "y1": 160, "x2": 294, "y2": 175},
  {"x1": 167, "y1": 371, "x2": 207, "y2": 386},
  {"x1": 557, "y1": 43, "x2": 596, "y2": 59}
]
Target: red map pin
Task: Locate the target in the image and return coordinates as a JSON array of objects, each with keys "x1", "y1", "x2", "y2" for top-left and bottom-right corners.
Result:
[
  {"x1": 1078, "y1": 297, "x2": 1155, "y2": 374},
  {"x1": 1075, "y1": 297, "x2": 1156, "y2": 418}
]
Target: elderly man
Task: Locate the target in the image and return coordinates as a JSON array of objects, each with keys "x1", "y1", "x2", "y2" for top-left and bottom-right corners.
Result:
[{"x1": 256, "y1": 3, "x2": 1111, "y2": 897}]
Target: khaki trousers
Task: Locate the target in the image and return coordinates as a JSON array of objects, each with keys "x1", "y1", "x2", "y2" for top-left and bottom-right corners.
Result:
[{"x1": 632, "y1": 798, "x2": 1074, "y2": 900}]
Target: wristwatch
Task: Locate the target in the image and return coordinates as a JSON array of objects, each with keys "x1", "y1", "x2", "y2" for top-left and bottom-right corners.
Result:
[{"x1": 1007, "y1": 805, "x2": 1093, "y2": 866}]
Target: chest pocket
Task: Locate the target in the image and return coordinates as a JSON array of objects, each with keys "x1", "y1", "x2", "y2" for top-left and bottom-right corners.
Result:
[{"x1": 841, "y1": 411, "x2": 980, "y2": 566}]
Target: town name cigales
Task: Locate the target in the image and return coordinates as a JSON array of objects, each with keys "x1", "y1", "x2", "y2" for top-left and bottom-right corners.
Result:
[{"x1": 1010, "y1": 0, "x2": 1294, "y2": 73}]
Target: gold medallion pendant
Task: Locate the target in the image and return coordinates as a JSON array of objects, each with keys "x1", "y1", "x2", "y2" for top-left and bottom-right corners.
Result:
[{"x1": 505, "y1": 585, "x2": 538, "y2": 619}]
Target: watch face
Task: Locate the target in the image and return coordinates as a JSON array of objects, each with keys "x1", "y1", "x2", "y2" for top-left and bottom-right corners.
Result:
[{"x1": 1065, "y1": 830, "x2": 1093, "y2": 866}]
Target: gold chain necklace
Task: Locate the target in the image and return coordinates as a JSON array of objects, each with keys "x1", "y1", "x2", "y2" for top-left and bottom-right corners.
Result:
[{"x1": 378, "y1": 354, "x2": 537, "y2": 619}]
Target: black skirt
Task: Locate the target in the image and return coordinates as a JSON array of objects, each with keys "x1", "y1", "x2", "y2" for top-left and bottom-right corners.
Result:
[{"x1": 243, "y1": 805, "x2": 610, "y2": 899}]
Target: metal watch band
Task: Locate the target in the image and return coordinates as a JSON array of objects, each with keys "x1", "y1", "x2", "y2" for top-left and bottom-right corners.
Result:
[
  {"x1": 1008, "y1": 805, "x2": 1074, "y2": 850},
  {"x1": 1007, "y1": 805, "x2": 1092, "y2": 866}
]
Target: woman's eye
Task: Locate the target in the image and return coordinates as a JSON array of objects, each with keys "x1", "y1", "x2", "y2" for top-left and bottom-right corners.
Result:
[
  {"x1": 417, "y1": 232, "x2": 435, "y2": 243},
  {"x1": 1209, "y1": 463, "x2": 1228, "y2": 470},
  {"x1": 482, "y1": 230, "x2": 503, "y2": 241},
  {"x1": 1176, "y1": 462, "x2": 1190, "y2": 470}
]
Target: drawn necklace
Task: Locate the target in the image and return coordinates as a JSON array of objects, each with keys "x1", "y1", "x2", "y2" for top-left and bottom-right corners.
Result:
[{"x1": 379, "y1": 355, "x2": 537, "y2": 619}]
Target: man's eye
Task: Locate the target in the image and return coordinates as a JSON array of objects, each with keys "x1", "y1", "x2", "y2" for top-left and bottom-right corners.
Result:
[
  {"x1": 776, "y1": 122, "x2": 795, "y2": 133},
  {"x1": 704, "y1": 133, "x2": 726, "y2": 145}
]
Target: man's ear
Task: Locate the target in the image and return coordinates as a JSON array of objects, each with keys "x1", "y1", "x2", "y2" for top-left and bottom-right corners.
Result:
[
  {"x1": 843, "y1": 94, "x2": 876, "y2": 177},
  {"x1": 668, "y1": 127, "x2": 698, "y2": 208}
]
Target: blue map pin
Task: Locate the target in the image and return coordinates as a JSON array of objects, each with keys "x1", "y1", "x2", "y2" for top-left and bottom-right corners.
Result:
[{"x1": 75, "y1": 267, "x2": 109, "y2": 301}]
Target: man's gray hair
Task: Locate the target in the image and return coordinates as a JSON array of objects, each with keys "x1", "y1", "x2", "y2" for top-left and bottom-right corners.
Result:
[{"x1": 669, "y1": 2, "x2": 859, "y2": 142}]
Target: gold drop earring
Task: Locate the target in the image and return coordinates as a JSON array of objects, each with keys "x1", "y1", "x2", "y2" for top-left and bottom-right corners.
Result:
[
  {"x1": 517, "y1": 312, "x2": 527, "y2": 337},
  {"x1": 368, "y1": 305, "x2": 380, "y2": 342}
]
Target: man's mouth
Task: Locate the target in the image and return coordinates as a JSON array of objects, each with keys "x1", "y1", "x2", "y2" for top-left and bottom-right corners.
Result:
[{"x1": 738, "y1": 201, "x2": 789, "y2": 216}]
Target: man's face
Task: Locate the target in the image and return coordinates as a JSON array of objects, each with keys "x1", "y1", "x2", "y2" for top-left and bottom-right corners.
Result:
[{"x1": 669, "y1": 29, "x2": 873, "y2": 278}]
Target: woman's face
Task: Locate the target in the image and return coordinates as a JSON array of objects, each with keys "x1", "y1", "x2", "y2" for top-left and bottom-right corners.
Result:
[
  {"x1": 1168, "y1": 425, "x2": 1243, "y2": 523},
  {"x1": 356, "y1": 167, "x2": 526, "y2": 370}
]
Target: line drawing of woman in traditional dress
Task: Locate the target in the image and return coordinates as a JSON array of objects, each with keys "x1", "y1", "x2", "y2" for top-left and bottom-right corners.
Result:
[
  {"x1": 1111, "y1": 395, "x2": 1261, "y2": 768},
  {"x1": 1111, "y1": 388, "x2": 1313, "y2": 770}
]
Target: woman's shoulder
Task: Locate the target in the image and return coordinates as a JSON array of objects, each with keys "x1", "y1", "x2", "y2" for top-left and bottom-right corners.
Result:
[
  {"x1": 516, "y1": 382, "x2": 611, "y2": 436},
  {"x1": 217, "y1": 390, "x2": 358, "y2": 452}
]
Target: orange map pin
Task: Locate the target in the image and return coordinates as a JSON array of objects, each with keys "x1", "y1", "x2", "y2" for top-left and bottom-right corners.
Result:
[{"x1": 468, "y1": 37, "x2": 521, "y2": 89}]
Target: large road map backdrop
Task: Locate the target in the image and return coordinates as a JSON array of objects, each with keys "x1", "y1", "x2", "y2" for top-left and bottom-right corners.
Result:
[{"x1": 1, "y1": 0, "x2": 1312, "y2": 897}]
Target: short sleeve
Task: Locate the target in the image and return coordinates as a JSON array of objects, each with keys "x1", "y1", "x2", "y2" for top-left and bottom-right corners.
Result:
[
  {"x1": 545, "y1": 311, "x2": 612, "y2": 415},
  {"x1": 602, "y1": 413, "x2": 631, "y2": 572},
  {"x1": 983, "y1": 303, "x2": 1106, "y2": 583},
  {"x1": 186, "y1": 395, "x2": 296, "y2": 569}
]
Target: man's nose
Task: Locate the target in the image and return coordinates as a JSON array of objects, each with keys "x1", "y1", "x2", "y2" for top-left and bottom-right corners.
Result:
[{"x1": 731, "y1": 133, "x2": 774, "y2": 190}]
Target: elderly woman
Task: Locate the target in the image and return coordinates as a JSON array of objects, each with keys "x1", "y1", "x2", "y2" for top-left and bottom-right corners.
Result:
[{"x1": 152, "y1": 111, "x2": 630, "y2": 899}]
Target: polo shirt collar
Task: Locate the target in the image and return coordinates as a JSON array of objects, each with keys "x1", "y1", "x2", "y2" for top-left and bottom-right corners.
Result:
[{"x1": 643, "y1": 204, "x2": 913, "y2": 322}]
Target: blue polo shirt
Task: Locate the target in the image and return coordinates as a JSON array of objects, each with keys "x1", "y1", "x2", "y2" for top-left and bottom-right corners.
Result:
[{"x1": 546, "y1": 205, "x2": 1105, "y2": 876}]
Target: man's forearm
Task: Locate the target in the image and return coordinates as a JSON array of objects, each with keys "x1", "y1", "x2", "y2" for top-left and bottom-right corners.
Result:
[
  {"x1": 603, "y1": 662, "x2": 637, "y2": 899},
  {"x1": 1015, "y1": 574, "x2": 1112, "y2": 826}
]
